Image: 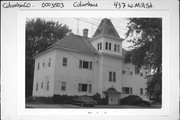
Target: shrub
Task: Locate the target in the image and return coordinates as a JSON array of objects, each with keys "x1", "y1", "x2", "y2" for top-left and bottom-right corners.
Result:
[
  {"x1": 26, "y1": 96, "x2": 53, "y2": 104},
  {"x1": 98, "y1": 98, "x2": 108, "y2": 105},
  {"x1": 53, "y1": 94, "x2": 77, "y2": 104},
  {"x1": 92, "y1": 93, "x2": 108, "y2": 105}
]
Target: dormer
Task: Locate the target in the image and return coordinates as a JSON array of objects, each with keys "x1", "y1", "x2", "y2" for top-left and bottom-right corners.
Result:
[{"x1": 90, "y1": 18, "x2": 124, "y2": 56}]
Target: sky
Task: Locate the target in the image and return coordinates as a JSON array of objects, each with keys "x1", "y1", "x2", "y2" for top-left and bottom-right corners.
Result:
[{"x1": 33, "y1": 17, "x2": 131, "y2": 50}]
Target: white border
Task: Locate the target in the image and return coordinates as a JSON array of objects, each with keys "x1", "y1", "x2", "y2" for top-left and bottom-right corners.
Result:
[{"x1": 17, "y1": 10, "x2": 170, "y2": 117}]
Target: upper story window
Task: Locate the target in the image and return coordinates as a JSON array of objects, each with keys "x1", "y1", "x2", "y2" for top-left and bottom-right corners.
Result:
[
  {"x1": 109, "y1": 43, "x2": 111, "y2": 50},
  {"x1": 37, "y1": 62, "x2": 40, "y2": 70},
  {"x1": 36, "y1": 83, "x2": 38, "y2": 91},
  {"x1": 114, "y1": 44, "x2": 117, "y2": 51},
  {"x1": 105, "y1": 42, "x2": 108, "y2": 50},
  {"x1": 48, "y1": 58, "x2": 51, "y2": 67},
  {"x1": 62, "y1": 57, "x2": 67, "y2": 67},
  {"x1": 122, "y1": 70, "x2": 125, "y2": 74},
  {"x1": 47, "y1": 81, "x2": 49, "y2": 91},
  {"x1": 41, "y1": 82, "x2": 43, "y2": 88},
  {"x1": 113, "y1": 72, "x2": 116, "y2": 82},
  {"x1": 123, "y1": 87, "x2": 132, "y2": 94},
  {"x1": 130, "y1": 69, "x2": 133, "y2": 75},
  {"x1": 43, "y1": 61, "x2": 45, "y2": 67},
  {"x1": 100, "y1": 42, "x2": 102, "y2": 50},
  {"x1": 130, "y1": 71, "x2": 133, "y2": 75},
  {"x1": 97, "y1": 43, "x2": 100, "y2": 50},
  {"x1": 79, "y1": 60, "x2": 92, "y2": 70},
  {"x1": 61, "y1": 82, "x2": 66, "y2": 91},
  {"x1": 109, "y1": 71, "x2": 116, "y2": 82},
  {"x1": 109, "y1": 72, "x2": 112, "y2": 82},
  {"x1": 117, "y1": 45, "x2": 120, "y2": 52}
]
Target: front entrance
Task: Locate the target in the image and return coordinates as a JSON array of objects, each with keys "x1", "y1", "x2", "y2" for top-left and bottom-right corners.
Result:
[
  {"x1": 108, "y1": 92, "x2": 120, "y2": 105},
  {"x1": 104, "y1": 87, "x2": 121, "y2": 105}
]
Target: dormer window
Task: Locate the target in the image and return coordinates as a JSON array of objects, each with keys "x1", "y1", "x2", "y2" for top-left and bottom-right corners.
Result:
[
  {"x1": 117, "y1": 45, "x2": 120, "y2": 52},
  {"x1": 100, "y1": 42, "x2": 102, "y2": 50},
  {"x1": 97, "y1": 43, "x2": 100, "y2": 50},
  {"x1": 109, "y1": 43, "x2": 111, "y2": 50},
  {"x1": 97, "y1": 42, "x2": 102, "y2": 50},
  {"x1": 105, "y1": 42, "x2": 108, "y2": 50},
  {"x1": 114, "y1": 44, "x2": 117, "y2": 51}
]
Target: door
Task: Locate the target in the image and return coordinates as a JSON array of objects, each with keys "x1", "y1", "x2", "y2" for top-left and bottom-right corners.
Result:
[{"x1": 108, "y1": 92, "x2": 119, "y2": 105}]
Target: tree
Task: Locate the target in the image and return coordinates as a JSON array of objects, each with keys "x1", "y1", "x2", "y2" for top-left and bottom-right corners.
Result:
[
  {"x1": 125, "y1": 18, "x2": 162, "y2": 102},
  {"x1": 25, "y1": 18, "x2": 71, "y2": 98}
]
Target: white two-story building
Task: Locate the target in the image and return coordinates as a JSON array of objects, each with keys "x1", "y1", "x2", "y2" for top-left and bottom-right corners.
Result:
[{"x1": 32, "y1": 18, "x2": 147, "y2": 105}]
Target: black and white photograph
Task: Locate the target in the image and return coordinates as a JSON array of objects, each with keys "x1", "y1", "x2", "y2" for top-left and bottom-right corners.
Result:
[
  {"x1": 2, "y1": 0, "x2": 179, "y2": 120},
  {"x1": 25, "y1": 17, "x2": 162, "y2": 109}
]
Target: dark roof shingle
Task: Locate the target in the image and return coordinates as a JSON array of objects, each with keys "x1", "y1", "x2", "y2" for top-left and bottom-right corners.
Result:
[
  {"x1": 93, "y1": 18, "x2": 120, "y2": 38},
  {"x1": 53, "y1": 33, "x2": 98, "y2": 54}
]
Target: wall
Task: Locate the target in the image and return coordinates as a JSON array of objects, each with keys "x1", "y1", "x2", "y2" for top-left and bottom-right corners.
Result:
[
  {"x1": 32, "y1": 49, "x2": 56, "y2": 97},
  {"x1": 122, "y1": 63, "x2": 148, "y2": 99},
  {"x1": 99, "y1": 55, "x2": 123, "y2": 98},
  {"x1": 53, "y1": 49, "x2": 99, "y2": 96},
  {"x1": 90, "y1": 37, "x2": 122, "y2": 56}
]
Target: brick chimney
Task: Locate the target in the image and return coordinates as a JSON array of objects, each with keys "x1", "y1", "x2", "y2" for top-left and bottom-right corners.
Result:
[{"x1": 83, "y1": 29, "x2": 88, "y2": 37}]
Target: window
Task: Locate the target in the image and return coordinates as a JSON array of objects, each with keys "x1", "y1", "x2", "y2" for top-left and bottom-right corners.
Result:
[
  {"x1": 62, "y1": 57, "x2": 67, "y2": 67},
  {"x1": 123, "y1": 87, "x2": 132, "y2": 94},
  {"x1": 100, "y1": 42, "x2": 102, "y2": 50},
  {"x1": 47, "y1": 81, "x2": 49, "y2": 91},
  {"x1": 79, "y1": 60, "x2": 82, "y2": 69},
  {"x1": 109, "y1": 43, "x2": 111, "y2": 50},
  {"x1": 82, "y1": 84, "x2": 88, "y2": 91},
  {"x1": 43, "y1": 61, "x2": 45, "y2": 67},
  {"x1": 78, "y1": 84, "x2": 82, "y2": 92},
  {"x1": 89, "y1": 62, "x2": 92, "y2": 70},
  {"x1": 61, "y1": 82, "x2": 66, "y2": 91},
  {"x1": 113, "y1": 72, "x2": 116, "y2": 82},
  {"x1": 122, "y1": 70, "x2": 125, "y2": 74},
  {"x1": 109, "y1": 71, "x2": 116, "y2": 82},
  {"x1": 37, "y1": 62, "x2": 40, "y2": 70},
  {"x1": 140, "y1": 88, "x2": 143, "y2": 95},
  {"x1": 105, "y1": 42, "x2": 108, "y2": 50},
  {"x1": 109, "y1": 72, "x2": 112, "y2": 82},
  {"x1": 130, "y1": 88, "x2": 132, "y2": 94},
  {"x1": 36, "y1": 83, "x2": 38, "y2": 91},
  {"x1": 83, "y1": 61, "x2": 88, "y2": 69},
  {"x1": 97, "y1": 43, "x2": 99, "y2": 50},
  {"x1": 130, "y1": 71, "x2": 133, "y2": 75},
  {"x1": 89, "y1": 84, "x2": 92, "y2": 93},
  {"x1": 48, "y1": 58, "x2": 51, "y2": 67},
  {"x1": 78, "y1": 83, "x2": 91, "y2": 92},
  {"x1": 79, "y1": 60, "x2": 92, "y2": 70},
  {"x1": 41, "y1": 82, "x2": 43, "y2": 88},
  {"x1": 130, "y1": 69, "x2": 133, "y2": 75},
  {"x1": 114, "y1": 44, "x2": 117, "y2": 51},
  {"x1": 117, "y1": 45, "x2": 120, "y2": 52}
]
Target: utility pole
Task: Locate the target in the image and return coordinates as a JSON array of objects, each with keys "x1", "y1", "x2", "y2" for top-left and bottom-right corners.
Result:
[{"x1": 76, "y1": 18, "x2": 79, "y2": 35}]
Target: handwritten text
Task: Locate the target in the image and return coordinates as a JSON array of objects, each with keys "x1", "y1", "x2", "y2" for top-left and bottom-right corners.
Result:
[
  {"x1": 3, "y1": 2, "x2": 31, "y2": 8},
  {"x1": 114, "y1": 2, "x2": 153, "y2": 9},
  {"x1": 73, "y1": 1, "x2": 98, "y2": 7}
]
